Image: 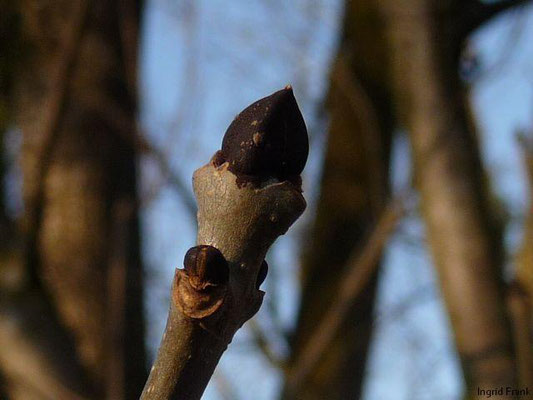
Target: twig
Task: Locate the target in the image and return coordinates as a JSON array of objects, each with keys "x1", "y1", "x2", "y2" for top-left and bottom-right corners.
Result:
[
  {"x1": 374, "y1": 283, "x2": 436, "y2": 326},
  {"x1": 212, "y1": 369, "x2": 241, "y2": 400},
  {"x1": 76, "y1": 90, "x2": 197, "y2": 217},
  {"x1": 285, "y1": 199, "x2": 404, "y2": 395},
  {"x1": 247, "y1": 318, "x2": 287, "y2": 370},
  {"x1": 141, "y1": 87, "x2": 308, "y2": 399}
]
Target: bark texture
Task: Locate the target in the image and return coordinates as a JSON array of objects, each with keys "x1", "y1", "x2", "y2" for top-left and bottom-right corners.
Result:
[
  {"x1": 142, "y1": 88, "x2": 308, "y2": 399},
  {"x1": 142, "y1": 162, "x2": 306, "y2": 399},
  {"x1": 282, "y1": 1, "x2": 393, "y2": 398}
]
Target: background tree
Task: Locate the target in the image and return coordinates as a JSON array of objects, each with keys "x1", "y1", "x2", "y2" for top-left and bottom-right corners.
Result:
[
  {"x1": 284, "y1": 0, "x2": 532, "y2": 398},
  {"x1": 1, "y1": 0, "x2": 533, "y2": 399},
  {"x1": 282, "y1": 2, "x2": 393, "y2": 398},
  {"x1": 0, "y1": 0, "x2": 146, "y2": 398}
]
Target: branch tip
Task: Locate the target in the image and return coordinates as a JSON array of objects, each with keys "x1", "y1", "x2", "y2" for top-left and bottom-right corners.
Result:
[{"x1": 219, "y1": 87, "x2": 308, "y2": 183}]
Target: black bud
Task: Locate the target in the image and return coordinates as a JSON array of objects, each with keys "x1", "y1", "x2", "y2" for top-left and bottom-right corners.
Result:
[
  {"x1": 221, "y1": 86, "x2": 308, "y2": 182},
  {"x1": 184, "y1": 245, "x2": 229, "y2": 285},
  {"x1": 255, "y1": 260, "x2": 268, "y2": 289}
]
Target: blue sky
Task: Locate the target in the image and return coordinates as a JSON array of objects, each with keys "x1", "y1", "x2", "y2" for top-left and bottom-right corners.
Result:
[{"x1": 139, "y1": 1, "x2": 533, "y2": 399}]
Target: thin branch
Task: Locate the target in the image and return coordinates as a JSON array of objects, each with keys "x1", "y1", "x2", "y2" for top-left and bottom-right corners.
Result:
[
  {"x1": 247, "y1": 319, "x2": 287, "y2": 370},
  {"x1": 141, "y1": 88, "x2": 308, "y2": 399},
  {"x1": 135, "y1": 132, "x2": 197, "y2": 215},
  {"x1": 212, "y1": 369, "x2": 242, "y2": 400},
  {"x1": 374, "y1": 284, "x2": 436, "y2": 326},
  {"x1": 77, "y1": 90, "x2": 197, "y2": 217},
  {"x1": 114, "y1": 0, "x2": 197, "y2": 217},
  {"x1": 285, "y1": 199, "x2": 404, "y2": 395}
]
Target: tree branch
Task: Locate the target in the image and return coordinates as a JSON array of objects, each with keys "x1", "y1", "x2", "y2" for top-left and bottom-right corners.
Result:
[
  {"x1": 141, "y1": 87, "x2": 308, "y2": 399},
  {"x1": 284, "y1": 199, "x2": 404, "y2": 396},
  {"x1": 248, "y1": 318, "x2": 287, "y2": 370},
  {"x1": 76, "y1": 90, "x2": 197, "y2": 216}
]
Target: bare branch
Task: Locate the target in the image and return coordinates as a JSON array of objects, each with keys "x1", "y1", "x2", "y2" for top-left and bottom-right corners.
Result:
[
  {"x1": 212, "y1": 369, "x2": 241, "y2": 400},
  {"x1": 141, "y1": 87, "x2": 308, "y2": 399},
  {"x1": 247, "y1": 318, "x2": 287, "y2": 370},
  {"x1": 76, "y1": 90, "x2": 197, "y2": 217},
  {"x1": 285, "y1": 199, "x2": 404, "y2": 396}
]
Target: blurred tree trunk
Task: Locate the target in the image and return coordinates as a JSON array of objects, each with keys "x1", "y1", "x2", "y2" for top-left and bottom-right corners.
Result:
[
  {"x1": 282, "y1": 2, "x2": 394, "y2": 398},
  {"x1": 0, "y1": 0, "x2": 146, "y2": 399},
  {"x1": 510, "y1": 136, "x2": 533, "y2": 388},
  {"x1": 382, "y1": 0, "x2": 519, "y2": 397},
  {"x1": 284, "y1": 1, "x2": 530, "y2": 399},
  {"x1": 517, "y1": 137, "x2": 533, "y2": 309}
]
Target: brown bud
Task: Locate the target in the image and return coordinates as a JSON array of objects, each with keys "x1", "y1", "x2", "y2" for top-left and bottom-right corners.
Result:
[
  {"x1": 256, "y1": 260, "x2": 268, "y2": 289},
  {"x1": 184, "y1": 245, "x2": 229, "y2": 286},
  {"x1": 220, "y1": 86, "x2": 308, "y2": 182}
]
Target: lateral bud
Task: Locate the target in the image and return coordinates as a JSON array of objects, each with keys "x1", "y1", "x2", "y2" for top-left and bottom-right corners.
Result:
[
  {"x1": 184, "y1": 245, "x2": 229, "y2": 289},
  {"x1": 174, "y1": 245, "x2": 230, "y2": 319}
]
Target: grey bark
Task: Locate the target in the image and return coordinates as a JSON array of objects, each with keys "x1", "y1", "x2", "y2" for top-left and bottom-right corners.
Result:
[{"x1": 142, "y1": 161, "x2": 306, "y2": 399}]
